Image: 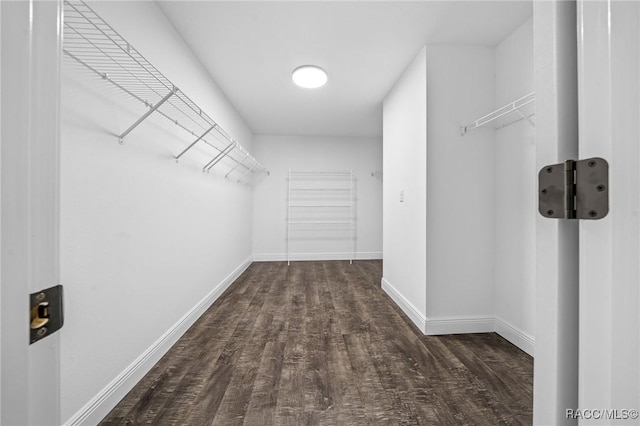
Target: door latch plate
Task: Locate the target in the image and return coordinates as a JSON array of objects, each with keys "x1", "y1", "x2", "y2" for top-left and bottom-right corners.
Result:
[
  {"x1": 30, "y1": 285, "x2": 64, "y2": 344},
  {"x1": 539, "y1": 157, "x2": 609, "y2": 220}
]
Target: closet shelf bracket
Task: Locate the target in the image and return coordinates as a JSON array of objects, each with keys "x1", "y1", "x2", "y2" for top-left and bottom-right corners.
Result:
[
  {"x1": 236, "y1": 163, "x2": 258, "y2": 184},
  {"x1": 119, "y1": 87, "x2": 177, "y2": 144},
  {"x1": 63, "y1": 1, "x2": 268, "y2": 183},
  {"x1": 225, "y1": 153, "x2": 251, "y2": 179},
  {"x1": 203, "y1": 142, "x2": 237, "y2": 173},
  {"x1": 175, "y1": 125, "x2": 215, "y2": 162},
  {"x1": 515, "y1": 108, "x2": 535, "y2": 127}
]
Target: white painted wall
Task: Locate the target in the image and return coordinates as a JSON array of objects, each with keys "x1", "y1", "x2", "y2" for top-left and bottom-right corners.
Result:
[
  {"x1": 60, "y1": 2, "x2": 255, "y2": 424},
  {"x1": 493, "y1": 19, "x2": 535, "y2": 350},
  {"x1": 252, "y1": 134, "x2": 382, "y2": 261},
  {"x1": 424, "y1": 45, "x2": 496, "y2": 332},
  {"x1": 381, "y1": 47, "x2": 428, "y2": 331},
  {"x1": 382, "y1": 40, "x2": 537, "y2": 346}
]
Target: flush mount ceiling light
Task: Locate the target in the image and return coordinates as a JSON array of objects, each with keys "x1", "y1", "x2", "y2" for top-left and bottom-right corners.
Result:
[{"x1": 292, "y1": 65, "x2": 328, "y2": 89}]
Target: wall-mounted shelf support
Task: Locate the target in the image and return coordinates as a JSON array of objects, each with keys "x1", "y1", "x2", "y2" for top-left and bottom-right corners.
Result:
[
  {"x1": 515, "y1": 108, "x2": 535, "y2": 127},
  {"x1": 119, "y1": 87, "x2": 177, "y2": 144},
  {"x1": 461, "y1": 91, "x2": 536, "y2": 136},
  {"x1": 203, "y1": 142, "x2": 236, "y2": 172},
  {"x1": 236, "y1": 163, "x2": 257, "y2": 184},
  {"x1": 63, "y1": 1, "x2": 268, "y2": 184},
  {"x1": 225, "y1": 153, "x2": 251, "y2": 179},
  {"x1": 175, "y1": 125, "x2": 215, "y2": 162}
]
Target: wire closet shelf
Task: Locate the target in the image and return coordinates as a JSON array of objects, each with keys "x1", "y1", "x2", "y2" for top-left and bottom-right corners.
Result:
[
  {"x1": 460, "y1": 91, "x2": 536, "y2": 136},
  {"x1": 63, "y1": 0, "x2": 268, "y2": 184}
]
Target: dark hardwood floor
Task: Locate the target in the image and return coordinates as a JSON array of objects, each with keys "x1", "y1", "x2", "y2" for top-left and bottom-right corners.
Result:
[{"x1": 100, "y1": 260, "x2": 533, "y2": 425}]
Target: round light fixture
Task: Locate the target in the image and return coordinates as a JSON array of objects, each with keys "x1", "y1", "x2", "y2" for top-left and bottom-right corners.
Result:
[{"x1": 292, "y1": 65, "x2": 328, "y2": 89}]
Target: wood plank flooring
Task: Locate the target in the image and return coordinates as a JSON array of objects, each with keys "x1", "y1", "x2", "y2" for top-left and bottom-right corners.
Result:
[{"x1": 100, "y1": 261, "x2": 533, "y2": 425}]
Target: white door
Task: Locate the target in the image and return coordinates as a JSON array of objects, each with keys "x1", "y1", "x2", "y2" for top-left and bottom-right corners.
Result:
[
  {"x1": 577, "y1": 0, "x2": 640, "y2": 423},
  {"x1": 533, "y1": 1, "x2": 580, "y2": 424},
  {"x1": 1, "y1": 1, "x2": 63, "y2": 424},
  {"x1": 534, "y1": 0, "x2": 640, "y2": 423}
]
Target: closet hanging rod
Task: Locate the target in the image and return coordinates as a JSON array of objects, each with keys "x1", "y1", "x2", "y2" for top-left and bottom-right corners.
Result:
[
  {"x1": 288, "y1": 171, "x2": 353, "y2": 175},
  {"x1": 460, "y1": 91, "x2": 535, "y2": 136},
  {"x1": 63, "y1": 0, "x2": 267, "y2": 180},
  {"x1": 289, "y1": 221, "x2": 352, "y2": 225},
  {"x1": 289, "y1": 188, "x2": 352, "y2": 191}
]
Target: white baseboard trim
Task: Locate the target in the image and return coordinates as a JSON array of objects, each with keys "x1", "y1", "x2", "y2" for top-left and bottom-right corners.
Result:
[
  {"x1": 424, "y1": 316, "x2": 495, "y2": 335},
  {"x1": 380, "y1": 278, "x2": 535, "y2": 355},
  {"x1": 63, "y1": 256, "x2": 254, "y2": 426},
  {"x1": 494, "y1": 317, "x2": 534, "y2": 356},
  {"x1": 381, "y1": 277, "x2": 427, "y2": 333},
  {"x1": 253, "y1": 252, "x2": 383, "y2": 262}
]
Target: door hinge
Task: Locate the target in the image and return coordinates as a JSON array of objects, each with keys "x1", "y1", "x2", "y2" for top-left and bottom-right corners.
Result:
[
  {"x1": 538, "y1": 157, "x2": 609, "y2": 220},
  {"x1": 30, "y1": 284, "x2": 64, "y2": 344}
]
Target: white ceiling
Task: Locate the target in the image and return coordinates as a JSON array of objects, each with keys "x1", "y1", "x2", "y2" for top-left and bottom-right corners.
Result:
[{"x1": 157, "y1": 1, "x2": 532, "y2": 137}]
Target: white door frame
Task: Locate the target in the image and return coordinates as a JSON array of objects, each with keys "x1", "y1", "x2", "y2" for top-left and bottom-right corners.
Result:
[
  {"x1": 1, "y1": 1, "x2": 63, "y2": 424},
  {"x1": 534, "y1": 0, "x2": 640, "y2": 423},
  {"x1": 533, "y1": 1, "x2": 580, "y2": 424},
  {"x1": 577, "y1": 0, "x2": 640, "y2": 420}
]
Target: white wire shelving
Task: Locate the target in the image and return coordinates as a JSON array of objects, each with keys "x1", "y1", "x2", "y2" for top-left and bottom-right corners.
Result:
[
  {"x1": 63, "y1": 0, "x2": 268, "y2": 184},
  {"x1": 460, "y1": 92, "x2": 536, "y2": 136},
  {"x1": 286, "y1": 171, "x2": 355, "y2": 265}
]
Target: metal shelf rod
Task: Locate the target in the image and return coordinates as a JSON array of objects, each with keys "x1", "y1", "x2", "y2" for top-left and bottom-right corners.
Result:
[
  {"x1": 289, "y1": 221, "x2": 352, "y2": 225},
  {"x1": 203, "y1": 142, "x2": 236, "y2": 172},
  {"x1": 287, "y1": 169, "x2": 291, "y2": 265},
  {"x1": 119, "y1": 87, "x2": 176, "y2": 144},
  {"x1": 289, "y1": 171, "x2": 352, "y2": 175},
  {"x1": 350, "y1": 170, "x2": 354, "y2": 264},
  {"x1": 289, "y1": 188, "x2": 351, "y2": 191},
  {"x1": 175, "y1": 125, "x2": 215, "y2": 161}
]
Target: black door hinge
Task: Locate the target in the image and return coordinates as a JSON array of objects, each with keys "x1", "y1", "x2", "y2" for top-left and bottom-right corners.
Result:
[{"x1": 539, "y1": 157, "x2": 609, "y2": 220}]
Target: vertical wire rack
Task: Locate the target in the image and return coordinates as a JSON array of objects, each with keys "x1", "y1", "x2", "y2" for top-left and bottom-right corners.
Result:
[
  {"x1": 62, "y1": 0, "x2": 268, "y2": 184},
  {"x1": 286, "y1": 171, "x2": 355, "y2": 265}
]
